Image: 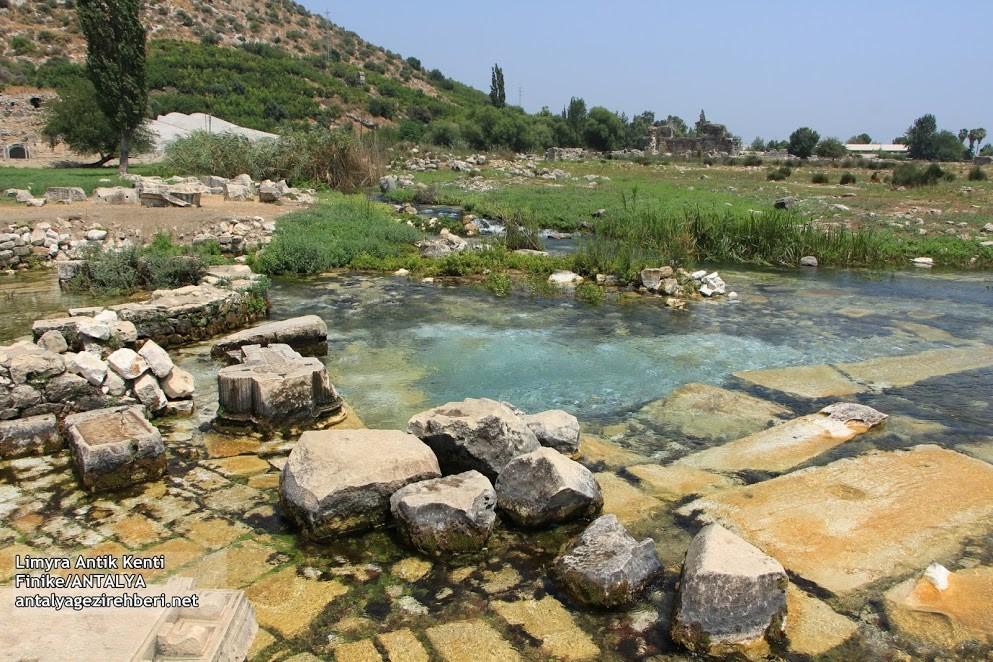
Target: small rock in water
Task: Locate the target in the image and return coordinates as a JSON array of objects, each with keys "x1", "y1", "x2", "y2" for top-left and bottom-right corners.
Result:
[
  {"x1": 912, "y1": 257, "x2": 934, "y2": 267},
  {"x1": 495, "y1": 447, "x2": 602, "y2": 527},
  {"x1": 548, "y1": 270, "x2": 583, "y2": 286},
  {"x1": 924, "y1": 563, "x2": 951, "y2": 591},
  {"x1": 799, "y1": 256, "x2": 818, "y2": 267},
  {"x1": 552, "y1": 514, "x2": 662, "y2": 608},
  {"x1": 522, "y1": 410, "x2": 581, "y2": 455}
]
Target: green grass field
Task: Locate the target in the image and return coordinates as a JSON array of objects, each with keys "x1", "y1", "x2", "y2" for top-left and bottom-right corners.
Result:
[{"x1": 0, "y1": 165, "x2": 170, "y2": 201}]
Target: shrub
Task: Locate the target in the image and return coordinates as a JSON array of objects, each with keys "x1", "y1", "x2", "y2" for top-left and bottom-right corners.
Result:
[
  {"x1": 967, "y1": 166, "x2": 988, "y2": 181},
  {"x1": 767, "y1": 165, "x2": 792, "y2": 181},
  {"x1": 839, "y1": 172, "x2": 857, "y2": 185},
  {"x1": 484, "y1": 272, "x2": 512, "y2": 297},
  {"x1": 811, "y1": 172, "x2": 830, "y2": 184},
  {"x1": 503, "y1": 213, "x2": 544, "y2": 251},
  {"x1": 254, "y1": 194, "x2": 421, "y2": 275},
  {"x1": 575, "y1": 281, "x2": 604, "y2": 305},
  {"x1": 164, "y1": 128, "x2": 381, "y2": 190},
  {"x1": 892, "y1": 163, "x2": 955, "y2": 187},
  {"x1": 368, "y1": 97, "x2": 396, "y2": 119},
  {"x1": 66, "y1": 233, "x2": 220, "y2": 294},
  {"x1": 741, "y1": 154, "x2": 763, "y2": 167}
]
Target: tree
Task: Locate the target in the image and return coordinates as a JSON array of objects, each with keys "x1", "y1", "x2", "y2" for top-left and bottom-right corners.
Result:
[
  {"x1": 77, "y1": 0, "x2": 148, "y2": 174},
  {"x1": 562, "y1": 97, "x2": 587, "y2": 146},
  {"x1": 847, "y1": 133, "x2": 872, "y2": 144},
  {"x1": 489, "y1": 64, "x2": 505, "y2": 108},
  {"x1": 981, "y1": 144, "x2": 993, "y2": 157},
  {"x1": 582, "y1": 107, "x2": 625, "y2": 151},
  {"x1": 665, "y1": 115, "x2": 689, "y2": 136},
  {"x1": 959, "y1": 129, "x2": 969, "y2": 144},
  {"x1": 974, "y1": 128, "x2": 987, "y2": 153},
  {"x1": 750, "y1": 137, "x2": 766, "y2": 151},
  {"x1": 932, "y1": 131, "x2": 966, "y2": 161},
  {"x1": 788, "y1": 127, "x2": 820, "y2": 158},
  {"x1": 42, "y1": 78, "x2": 152, "y2": 166},
  {"x1": 814, "y1": 137, "x2": 847, "y2": 159},
  {"x1": 624, "y1": 110, "x2": 655, "y2": 149},
  {"x1": 904, "y1": 114, "x2": 938, "y2": 160}
]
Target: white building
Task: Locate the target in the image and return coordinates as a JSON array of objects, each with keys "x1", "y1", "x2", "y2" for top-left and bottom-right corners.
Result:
[{"x1": 845, "y1": 143, "x2": 908, "y2": 156}]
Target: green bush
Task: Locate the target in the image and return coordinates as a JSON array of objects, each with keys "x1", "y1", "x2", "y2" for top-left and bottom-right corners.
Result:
[
  {"x1": 66, "y1": 233, "x2": 222, "y2": 294},
  {"x1": 892, "y1": 163, "x2": 954, "y2": 187},
  {"x1": 484, "y1": 272, "x2": 512, "y2": 297},
  {"x1": 741, "y1": 154, "x2": 763, "y2": 167},
  {"x1": 811, "y1": 172, "x2": 830, "y2": 184},
  {"x1": 839, "y1": 172, "x2": 857, "y2": 185},
  {"x1": 967, "y1": 166, "x2": 988, "y2": 181},
  {"x1": 503, "y1": 213, "x2": 544, "y2": 251},
  {"x1": 254, "y1": 194, "x2": 421, "y2": 275},
  {"x1": 767, "y1": 166, "x2": 792, "y2": 181},
  {"x1": 575, "y1": 281, "x2": 604, "y2": 305}
]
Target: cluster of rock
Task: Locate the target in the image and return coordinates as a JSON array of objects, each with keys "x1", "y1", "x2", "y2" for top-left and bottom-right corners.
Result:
[
  {"x1": 635, "y1": 266, "x2": 734, "y2": 306},
  {"x1": 279, "y1": 396, "x2": 664, "y2": 606},
  {"x1": 57, "y1": 265, "x2": 268, "y2": 347},
  {"x1": 398, "y1": 153, "x2": 488, "y2": 173},
  {"x1": 0, "y1": 328, "x2": 193, "y2": 461},
  {"x1": 192, "y1": 216, "x2": 276, "y2": 256},
  {"x1": 545, "y1": 147, "x2": 587, "y2": 161},
  {"x1": 0, "y1": 217, "x2": 127, "y2": 270},
  {"x1": 416, "y1": 228, "x2": 470, "y2": 257}
]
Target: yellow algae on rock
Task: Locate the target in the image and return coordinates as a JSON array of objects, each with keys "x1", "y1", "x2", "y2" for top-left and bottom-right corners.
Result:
[
  {"x1": 733, "y1": 364, "x2": 864, "y2": 398},
  {"x1": 627, "y1": 463, "x2": 738, "y2": 501},
  {"x1": 595, "y1": 472, "x2": 664, "y2": 525},
  {"x1": 678, "y1": 446, "x2": 993, "y2": 595},
  {"x1": 884, "y1": 566, "x2": 993, "y2": 649},
  {"x1": 245, "y1": 566, "x2": 348, "y2": 638},
  {"x1": 637, "y1": 383, "x2": 791, "y2": 442},
  {"x1": 492, "y1": 596, "x2": 599, "y2": 660},
  {"x1": 785, "y1": 585, "x2": 858, "y2": 655},
  {"x1": 675, "y1": 407, "x2": 879, "y2": 474},
  {"x1": 839, "y1": 345, "x2": 993, "y2": 389},
  {"x1": 425, "y1": 620, "x2": 522, "y2": 662},
  {"x1": 334, "y1": 639, "x2": 382, "y2": 662},
  {"x1": 576, "y1": 435, "x2": 648, "y2": 469},
  {"x1": 391, "y1": 556, "x2": 432, "y2": 582},
  {"x1": 376, "y1": 629, "x2": 429, "y2": 662}
]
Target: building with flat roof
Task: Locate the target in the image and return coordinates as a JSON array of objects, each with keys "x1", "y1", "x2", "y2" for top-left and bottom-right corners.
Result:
[{"x1": 845, "y1": 143, "x2": 908, "y2": 155}]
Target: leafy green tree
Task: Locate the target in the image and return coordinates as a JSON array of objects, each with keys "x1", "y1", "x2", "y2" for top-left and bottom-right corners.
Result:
[
  {"x1": 958, "y1": 129, "x2": 969, "y2": 143},
  {"x1": 42, "y1": 78, "x2": 152, "y2": 166},
  {"x1": 931, "y1": 131, "x2": 966, "y2": 161},
  {"x1": 624, "y1": 110, "x2": 655, "y2": 149},
  {"x1": 77, "y1": 0, "x2": 148, "y2": 174},
  {"x1": 750, "y1": 137, "x2": 766, "y2": 151},
  {"x1": 788, "y1": 127, "x2": 820, "y2": 158},
  {"x1": 904, "y1": 114, "x2": 938, "y2": 160},
  {"x1": 562, "y1": 97, "x2": 587, "y2": 146},
  {"x1": 980, "y1": 144, "x2": 993, "y2": 157},
  {"x1": 582, "y1": 107, "x2": 625, "y2": 151},
  {"x1": 489, "y1": 64, "x2": 505, "y2": 108},
  {"x1": 972, "y1": 128, "x2": 987, "y2": 153},
  {"x1": 664, "y1": 115, "x2": 689, "y2": 136},
  {"x1": 847, "y1": 133, "x2": 872, "y2": 144},
  {"x1": 814, "y1": 137, "x2": 847, "y2": 158}
]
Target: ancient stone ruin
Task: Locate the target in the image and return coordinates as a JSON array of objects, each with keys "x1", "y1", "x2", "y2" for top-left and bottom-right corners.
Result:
[
  {"x1": 647, "y1": 110, "x2": 740, "y2": 157},
  {"x1": 64, "y1": 405, "x2": 166, "y2": 492}
]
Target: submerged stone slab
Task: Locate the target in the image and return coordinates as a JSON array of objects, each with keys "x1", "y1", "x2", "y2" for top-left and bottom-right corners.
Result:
[
  {"x1": 678, "y1": 445, "x2": 993, "y2": 595},
  {"x1": 491, "y1": 596, "x2": 600, "y2": 660},
  {"x1": 65, "y1": 406, "x2": 166, "y2": 492},
  {"x1": 280, "y1": 429, "x2": 441, "y2": 538},
  {"x1": 636, "y1": 383, "x2": 792, "y2": 442},
  {"x1": 407, "y1": 398, "x2": 540, "y2": 479},
  {"x1": 736, "y1": 345, "x2": 993, "y2": 398},
  {"x1": 217, "y1": 344, "x2": 340, "y2": 428},
  {"x1": 390, "y1": 470, "x2": 496, "y2": 555},
  {"x1": 627, "y1": 463, "x2": 738, "y2": 502},
  {"x1": 733, "y1": 364, "x2": 864, "y2": 399},
  {"x1": 425, "y1": 620, "x2": 522, "y2": 662},
  {"x1": 676, "y1": 402, "x2": 887, "y2": 474},
  {"x1": 0, "y1": 414, "x2": 60, "y2": 459},
  {"x1": 884, "y1": 566, "x2": 993, "y2": 650},
  {"x1": 671, "y1": 523, "x2": 788, "y2": 660},
  {"x1": 211, "y1": 315, "x2": 328, "y2": 360},
  {"x1": 785, "y1": 585, "x2": 858, "y2": 656}
]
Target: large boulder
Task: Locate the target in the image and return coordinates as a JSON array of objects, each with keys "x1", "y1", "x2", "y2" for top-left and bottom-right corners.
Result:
[
  {"x1": 407, "y1": 398, "x2": 540, "y2": 479},
  {"x1": 390, "y1": 470, "x2": 496, "y2": 555},
  {"x1": 671, "y1": 523, "x2": 788, "y2": 660},
  {"x1": 495, "y1": 447, "x2": 602, "y2": 527},
  {"x1": 138, "y1": 339, "x2": 174, "y2": 379},
  {"x1": 417, "y1": 229, "x2": 468, "y2": 258},
  {"x1": 552, "y1": 514, "x2": 662, "y2": 608},
  {"x1": 522, "y1": 410, "x2": 581, "y2": 455},
  {"x1": 280, "y1": 429, "x2": 441, "y2": 538},
  {"x1": 639, "y1": 267, "x2": 674, "y2": 292}
]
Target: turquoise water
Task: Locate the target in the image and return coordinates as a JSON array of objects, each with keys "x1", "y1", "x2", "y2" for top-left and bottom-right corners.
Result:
[{"x1": 263, "y1": 268, "x2": 993, "y2": 430}]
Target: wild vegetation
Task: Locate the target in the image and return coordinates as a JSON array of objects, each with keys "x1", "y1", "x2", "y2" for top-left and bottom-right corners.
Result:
[{"x1": 65, "y1": 233, "x2": 225, "y2": 294}]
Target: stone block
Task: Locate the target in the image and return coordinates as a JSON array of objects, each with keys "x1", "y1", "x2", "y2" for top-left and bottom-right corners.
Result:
[
  {"x1": 65, "y1": 405, "x2": 166, "y2": 492},
  {"x1": 0, "y1": 414, "x2": 60, "y2": 459}
]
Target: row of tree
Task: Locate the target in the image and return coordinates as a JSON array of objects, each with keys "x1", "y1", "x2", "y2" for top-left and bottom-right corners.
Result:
[{"x1": 750, "y1": 117, "x2": 989, "y2": 161}]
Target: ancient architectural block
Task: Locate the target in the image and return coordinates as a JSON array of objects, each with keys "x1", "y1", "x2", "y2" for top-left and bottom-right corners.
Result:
[
  {"x1": 65, "y1": 405, "x2": 166, "y2": 492},
  {"x1": 210, "y1": 315, "x2": 328, "y2": 361}
]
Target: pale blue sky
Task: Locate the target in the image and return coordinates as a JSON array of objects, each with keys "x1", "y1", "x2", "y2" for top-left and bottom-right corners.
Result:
[{"x1": 307, "y1": 0, "x2": 991, "y2": 142}]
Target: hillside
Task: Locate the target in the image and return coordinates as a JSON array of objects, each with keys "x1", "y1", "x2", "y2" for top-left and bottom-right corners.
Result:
[{"x1": 0, "y1": 0, "x2": 489, "y2": 133}]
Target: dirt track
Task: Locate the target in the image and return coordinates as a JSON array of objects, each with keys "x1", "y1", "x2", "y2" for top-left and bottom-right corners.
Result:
[{"x1": 0, "y1": 195, "x2": 303, "y2": 239}]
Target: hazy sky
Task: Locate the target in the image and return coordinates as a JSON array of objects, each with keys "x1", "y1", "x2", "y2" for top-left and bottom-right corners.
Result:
[{"x1": 306, "y1": 0, "x2": 991, "y2": 143}]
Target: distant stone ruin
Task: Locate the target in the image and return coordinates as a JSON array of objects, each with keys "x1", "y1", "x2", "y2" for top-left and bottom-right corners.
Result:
[{"x1": 647, "y1": 110, "x2": 740, "y2": 157}]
